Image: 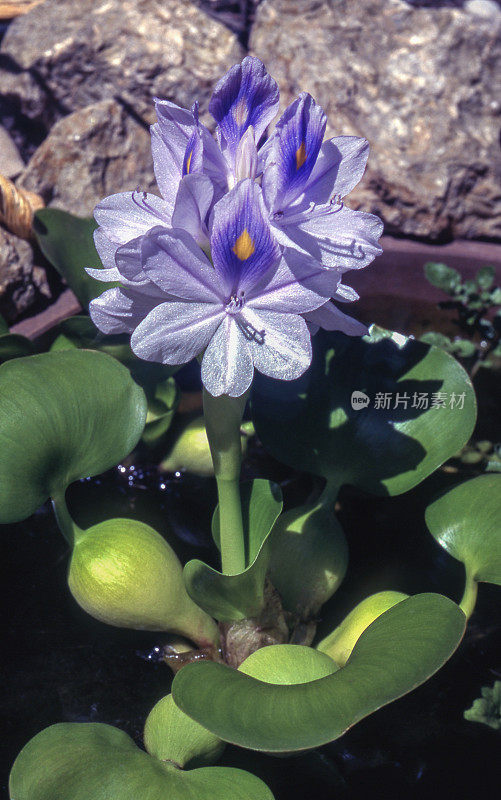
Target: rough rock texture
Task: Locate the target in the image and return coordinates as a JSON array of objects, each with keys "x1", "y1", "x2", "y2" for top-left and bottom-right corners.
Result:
[
  {"x1": 250, "y1": 0, "x2": 501, "y2": 240},
  {"x1": 17, "y1": 99, "x2": 156, "y2": 217},
  {"x1": 0, "y1": 229, "x2": 50, "y2": 323},
  {"x1": 0, "y1": 0, "x2": 244, "y2": 137},
  {"x1": 0, "y1": 125, "x2": 24, "y2": 179}
]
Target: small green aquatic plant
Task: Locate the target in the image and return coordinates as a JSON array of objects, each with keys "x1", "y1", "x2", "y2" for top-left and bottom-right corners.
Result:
[
  {"x1": 2, "y1": 59, "x2": 501, "y2": 800},
  {"x1": 421, "y1": 261, "x2": 501, "y2": 375},
  {"x1": 464, "y1": 681, "x2": 501, "y2": 731}
]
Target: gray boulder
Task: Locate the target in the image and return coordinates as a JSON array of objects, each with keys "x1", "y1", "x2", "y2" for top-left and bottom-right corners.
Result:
[
  {"x1": 250, "y1": 0, "x2": 501, "y2": 240},
  {"x1": 0, "y1": 0, "x2": 243, "y2": 135},
  {"x1": 17, "y1": 99, "x2": 156, "y2": 217}
]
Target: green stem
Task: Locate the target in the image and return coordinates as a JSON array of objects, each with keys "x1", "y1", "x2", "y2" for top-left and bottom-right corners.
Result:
[
  {"x1": 459, "y1": 570, "x2": 478, "y2": 620},
  {"x1": 319, "y1": 479, "x2": 342, "y2": 509},
  {"x1": 203, "y1": 388, "x2": 248, "y2": 575},
  {"x1": 52, "y1": 491, "x2": 83, "y2": 547}
]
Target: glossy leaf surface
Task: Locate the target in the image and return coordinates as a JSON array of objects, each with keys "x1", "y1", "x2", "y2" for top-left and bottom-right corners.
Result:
[
  {"x1": 69, "y1": 518, "x2": 218, "y2": 646},
  {"x1": 9, "y1": 723, "x2": 274, "y2": 800},
  {"x1": 183, "y1": 480, "x2": 282, "y2": 621},
  {"x1": 144, "y1": 694, "x2": 224, "y2": 768},
  {"x1": 34, "y1": 209, "x2": 115, "y2": 308},
  {"x1": 0, "y1": 350, "x2": 147, "y2": 523},
  {"x1": 317, "y1": 590, "x2": 409, "y2": 666},
  {"x1": 173, "y1": 594, "x2": 465, "y2": 752},
  {"x1": 268, "y1": 503, "x2": 348, "y2": 617},
  {"x1": 252, "y1": 329, "x2": 476, "y2": 496},
  {"x1": 425, "y1": 475, "x2": 501, "y2": 585}
]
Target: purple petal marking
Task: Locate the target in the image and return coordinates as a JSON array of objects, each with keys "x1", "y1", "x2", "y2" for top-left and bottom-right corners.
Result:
[
  {"x1": 140, "y1": 227, "x2": 224, "y2": 303},
  {"x1": 94, "y1": 191, "x2": 171, "y2": 242},
  {"x1": 303, "y1": 301, "x2": 368, "y2": 336},
  {"x1": 210, "y1": 179, "x2": 281, "y2": 297},
  {"x1": 303, "y1": 137, "x2": 369, "y2": 205},
  {"x1": 241, "y1": 307, "x2": 312, "y2": 382},
  {"x1": 272, "y1": 205, "x2": 384, "y2": 272},
  {"x1": 153, "y1": 98, "x2": 228, "y2": 197},
  {"x1": 89, "y1": 286, "x2": 164, "y2": 335},
  {"x1": 201, "y1": 315, "x2": 254, "y2": 398},
  {"x1": 262, "y1": 93, "x2": 327, "y2": 212},
  {"x1": 172, "y1": 173, "x2": 214, "y2": 246},
  {"x1": 131, "y1": 300, "x2": 224, "y2": 366},
  {"x1": 209, "y1": 57, "x2": 279, "y2": 159}
]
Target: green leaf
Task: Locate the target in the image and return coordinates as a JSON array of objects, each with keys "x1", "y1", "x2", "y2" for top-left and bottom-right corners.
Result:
[
  {"x1": 183, "y1": 480, "x2": 282, "y2": 621},
  {"x1": 424, "y1": 262, "x2": 461, "y2": 293},
  {"x1": 172, "y1": 593, "x2": 465, "y2": 752},
  {"x1": 240, "y1": 644, "x2": 338, "y2": 684},
  {"x1": 68, "y1": 518, "x2": 219, "y2": 646},
  {"x1": 33, "y1": 209, "x2": 116, "y2": 308},
  {"x1": 9, "y1": 723, "x2": 274, "y2": 800},
  {"x1": 419, "y1": 331, "x2": 453, "y2": 351},
  {"x1": 144, "y1": 694, "x2": 224, "y2": 769},
  {"x1": 0, "y1": 350, "x2": 147, "y2": 523},
  {"x1": 268, "y1": 503, "x2": 348, "y2": 617},
  {"x1": 317, "y1": 590, "x2": 409, "y2": 666},
  {"x1": 0, "y1": 314, "x2": 8, "y2": 334},
  {"x1": 0, "y1": 333, "x2": 35, "y2": 363},
  {"x1": 252, "y1": 328, "x2": 476, "y2": 496},
  {"x1": 476, "y1": 266, "x2": 495, "y2": 290},
  {"x1": 490, "y1": 288, "x2": 501, "y2": 305},
  {"x1": 450, "y1": 339, "x2": 476, "y2": 358},
  {"x1": 143, "y1": 378, "x2": 180, "y2": 444},
  {"x1": 425, "y1": 475, "x2": 501, "y2": 586},
  {"x1": 464, "y1": 681, "x2": 501, "y2": 731}
]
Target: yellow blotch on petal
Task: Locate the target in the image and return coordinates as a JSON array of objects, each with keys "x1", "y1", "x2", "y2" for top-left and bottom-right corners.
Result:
[
  {"x1": 296, "y1": 141, "x2": 307, "y2": 170},
  {"x1": 232, "y1": 229, "x2": 255, "y2": 260},
  {"x1": 185, "y1": 149, "x2": 193, "y2": 174},
  {"x1": 232, "y1": 98, "x2": 248, "y2": 127}
]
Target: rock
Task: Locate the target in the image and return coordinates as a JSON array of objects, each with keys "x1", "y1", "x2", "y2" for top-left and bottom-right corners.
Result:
[
  {"x1": 17, "y1": 99, "x2": 156, "y2": 217},
  {"x1": 0, "y1": 0, "x2": 243, "y2": 139},
  {"x1": 464, "y1": 0, "x2": 501, "y2": 19},
  {"x1": 0, "y1": 125, "x2": 25, "y2": 179},
  {"x1": 250, "y1": 0, "x2": 501, "y2": 241},
  {"x1": 0, "y1": 228, "x2": 50, "y2": 323}
]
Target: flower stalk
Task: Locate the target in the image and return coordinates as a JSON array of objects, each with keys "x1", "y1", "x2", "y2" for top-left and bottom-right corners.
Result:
[{"x1": 203, "y1": 387, "x2": 248, "y2": 575}]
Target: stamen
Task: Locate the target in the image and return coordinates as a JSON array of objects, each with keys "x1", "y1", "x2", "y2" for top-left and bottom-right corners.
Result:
[
  {"x1": 131, "y1": 189, "x2": 167, "y2": 222},
  {"x1": 237, "y1": 317, "x2": 266, "y2": 344}
]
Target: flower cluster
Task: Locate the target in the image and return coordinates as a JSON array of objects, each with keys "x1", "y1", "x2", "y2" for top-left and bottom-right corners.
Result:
[{"x1": 88, "y1": 57, "x2": 383, "y2": 397}]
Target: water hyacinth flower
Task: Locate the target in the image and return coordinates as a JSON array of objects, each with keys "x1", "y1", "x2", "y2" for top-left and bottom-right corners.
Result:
[
  {"x1": 90, "y1": 180, "x2": 346, "y2": 397},
  {"x1": 88, "y1": 56, "x2": 383, "y2": 396}
]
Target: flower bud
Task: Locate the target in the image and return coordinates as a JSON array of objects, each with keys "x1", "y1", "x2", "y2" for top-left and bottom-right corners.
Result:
[
  {"x1": 144, "y1": 693, "x2": 224, "y2": 769},
  {"x1": 269, "y1": 504, "x2": 348, "y2": 618},
  {"x1": 68, "y1": 518, "x2": 219, "y2": 647},
  {"x1": 317, "y1": 590, "x2": 408, "y2": 666}
]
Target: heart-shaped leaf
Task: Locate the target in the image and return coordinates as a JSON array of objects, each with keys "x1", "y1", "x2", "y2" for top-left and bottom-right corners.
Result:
[
  {"x1": 0, "y1": 350, "x2": 147, "y2": 523},
  {"x1": 34, "y1": 209, "x2": 116, "y2": 308},
  {"x1": 425, "y1": 475, "x2": 501, "y2": 586},
  {"x1": 9, "y1": 723, "x2": 274, "y2": 800},
  {"x1": 240, "y1": 644, "x2": 338, "y2": 684},
  {"x1": 252, "y1": 328, "x2": 476, "y2": 496},
  {"x1": 69, "y1": 518, "x2": 218, "y2": 646},
  {"x1": 268, "y1": 503, "x2": 348, "y2": 618},
  {"x1": 183, "y1": 480, "x2": 282, "y2": 621},
  {"x1": 172, "y1": 593, "x2": 465, "y2": 752}
]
